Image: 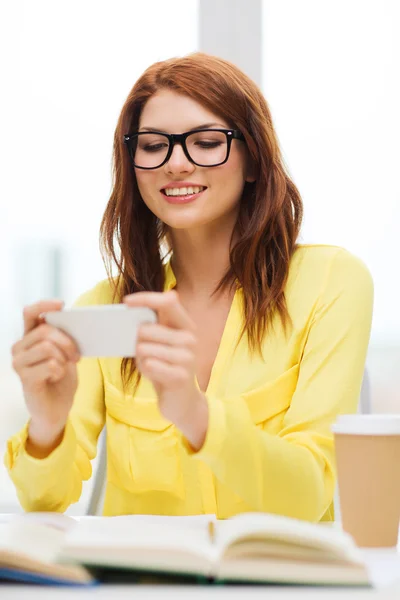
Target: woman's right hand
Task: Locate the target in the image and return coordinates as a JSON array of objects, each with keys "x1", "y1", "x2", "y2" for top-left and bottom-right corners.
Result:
[{"x1": 11, "y1": 300, "x2": 81, "y2": 454}]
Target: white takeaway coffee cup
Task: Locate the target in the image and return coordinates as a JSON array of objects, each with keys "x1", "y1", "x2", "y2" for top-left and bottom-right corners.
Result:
[{"x1": 332, "y1": 414, "x2": 400, "y2": 547}]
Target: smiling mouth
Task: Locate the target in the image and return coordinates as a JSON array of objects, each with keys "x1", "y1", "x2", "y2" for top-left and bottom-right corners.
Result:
[{"x1": 161, "y1": 185, "x2": 207, "y2": 197}]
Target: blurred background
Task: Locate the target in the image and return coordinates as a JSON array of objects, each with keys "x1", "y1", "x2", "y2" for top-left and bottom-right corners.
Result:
[{"x1": 0, "y1": 0, "x2": 399, "y2": 513}]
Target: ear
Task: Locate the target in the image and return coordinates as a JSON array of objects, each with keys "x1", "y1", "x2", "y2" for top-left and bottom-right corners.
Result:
[
  {"x1": 245, "y1": 148, "x2": 257, "y2": 183},
  {"x1": 245, "y1": 173, "x2": 257, "y2": 183},
  {"x1": 245, "y1": 157, "x2": 257, "y2": 183}
]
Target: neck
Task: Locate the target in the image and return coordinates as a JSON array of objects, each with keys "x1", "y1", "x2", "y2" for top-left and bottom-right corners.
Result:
[{"x1": 168, "y1": 220, "x2": 237, "y2": 302}]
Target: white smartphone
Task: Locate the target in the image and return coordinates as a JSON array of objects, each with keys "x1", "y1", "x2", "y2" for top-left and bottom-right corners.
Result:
[{"x1": 43, "y1": 304, "x2": 157, "y2": 357}]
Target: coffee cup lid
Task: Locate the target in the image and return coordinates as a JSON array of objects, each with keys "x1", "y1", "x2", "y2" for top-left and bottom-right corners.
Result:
[{"x1": 332, "y1": 414, "x2": 400, "y2": 435}]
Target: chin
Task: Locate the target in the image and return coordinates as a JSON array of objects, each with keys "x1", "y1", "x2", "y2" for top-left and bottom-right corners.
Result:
[
  {"x1": 144, "y1": 199, "x2": 197, "y2": 224},
  {"x1": 162, "y1": 218, "x2": 206, "y2": 230}
]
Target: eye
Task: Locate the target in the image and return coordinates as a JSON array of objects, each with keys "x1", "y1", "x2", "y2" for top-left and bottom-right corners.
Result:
[
  {"x1": 142, "y1": 142, "x2": 168, "y2": 153},
  {"x1": 195, "y1": 140, "x2": 223, "y2": 149}
]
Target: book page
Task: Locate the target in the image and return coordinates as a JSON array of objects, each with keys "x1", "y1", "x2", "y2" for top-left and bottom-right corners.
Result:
[
  {"x1": 60, "y1": 515, "x2": 218, "y2": 576},
  {"x1": 0, "y1": 521, "x2": 66, "y2": 564},
  {"x1": 214, "y1": 513, "x2": 363, "y2": 564},
  {"x1": 73, "y1": 514, "x2": 216, "y2": 527},
  {"x1": 11, "y1": 511, "x2": 77, "y2": 533}
]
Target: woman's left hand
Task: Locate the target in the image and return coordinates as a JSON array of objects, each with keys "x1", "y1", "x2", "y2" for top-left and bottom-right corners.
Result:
[{"x1": 123, "y1": 290, "x2": 208, "y2": 449}]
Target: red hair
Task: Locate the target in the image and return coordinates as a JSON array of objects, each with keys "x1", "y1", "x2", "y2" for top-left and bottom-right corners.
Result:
[{"x1": 100, "y1": 53, "x2": 303, "y2": 392}]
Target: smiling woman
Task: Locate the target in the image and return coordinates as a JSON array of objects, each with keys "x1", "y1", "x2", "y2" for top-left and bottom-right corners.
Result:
[
  {"x1": 127, "y1": 89, "x2": 254, "y2": 235},
  {"x1": 5, "y1": 53, "x2": 373, "y2": 522}
]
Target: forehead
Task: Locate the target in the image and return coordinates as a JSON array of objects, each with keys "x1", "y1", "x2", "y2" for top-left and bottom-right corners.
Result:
[{"x1": 138, "y1": 89, "x2": 228, "y2": 133}]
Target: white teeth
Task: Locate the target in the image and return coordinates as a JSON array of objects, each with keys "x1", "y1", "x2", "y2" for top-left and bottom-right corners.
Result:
[{"x1": 164, "y1": 186, "x2": 205, "y2": 196}]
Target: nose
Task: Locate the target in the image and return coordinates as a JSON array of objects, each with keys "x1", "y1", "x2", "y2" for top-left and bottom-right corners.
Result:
[{"x1": 164, "y1": 142, "x2": 195, "y2": 175}]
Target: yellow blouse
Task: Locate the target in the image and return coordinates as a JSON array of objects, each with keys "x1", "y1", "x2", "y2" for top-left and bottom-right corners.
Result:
[{"x1": 5, "y1": 245, "x2": 373, "y2": 521}]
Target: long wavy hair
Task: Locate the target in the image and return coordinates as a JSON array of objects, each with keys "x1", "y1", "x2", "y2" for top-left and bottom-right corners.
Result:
[{"x1": 100, "y1": 52, "x2": 303, "y2": 394}]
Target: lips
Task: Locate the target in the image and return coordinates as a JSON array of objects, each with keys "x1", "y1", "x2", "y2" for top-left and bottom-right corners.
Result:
[
  {"x1": 161, "y1": 187, "x2": 207, "y2": 205},
  {"x1": 161, "y1": 185, "x2": 207, "y2": 197}
]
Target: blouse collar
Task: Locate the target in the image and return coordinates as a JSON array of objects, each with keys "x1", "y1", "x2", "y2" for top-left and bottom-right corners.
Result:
[{"x1": 163, "y1": 258, "x2": 177, "y2": 291}]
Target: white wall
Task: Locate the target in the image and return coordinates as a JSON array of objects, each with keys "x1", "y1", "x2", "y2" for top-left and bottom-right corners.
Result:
[{"x1": 262, "y1": 0, "x2": 400, "y2": 346}]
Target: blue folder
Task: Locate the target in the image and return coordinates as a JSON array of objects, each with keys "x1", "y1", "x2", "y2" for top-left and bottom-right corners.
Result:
[{"x1": 0, "y1": 567, "x2": 98, "y2": 586}]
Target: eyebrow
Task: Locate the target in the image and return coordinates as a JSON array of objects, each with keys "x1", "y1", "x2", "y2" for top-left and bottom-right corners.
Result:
[{"x1": 139, "y1": 122, "x2": 227, "y2": 133}]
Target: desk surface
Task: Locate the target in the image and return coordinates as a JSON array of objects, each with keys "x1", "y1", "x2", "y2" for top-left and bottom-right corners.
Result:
[
  {"x1": 1, "y1": 583, "x2": 400, "y2": 599},
  {"x1": 1, "y1": 549, "x2": 399, "y2": 599},
  {"x1": 1, "y1": 515, "x2": 399, "y2": 598}
]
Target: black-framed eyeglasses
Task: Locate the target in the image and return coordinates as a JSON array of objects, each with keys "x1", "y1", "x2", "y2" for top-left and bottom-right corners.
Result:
[{"x1": 123, "y1": 128, "x2": 245, "y2": 169}]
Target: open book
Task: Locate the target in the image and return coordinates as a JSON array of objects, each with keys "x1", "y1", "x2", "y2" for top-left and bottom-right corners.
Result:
[
  {"x1": 0, "y1": 512, "x2": 369, "y2": 586},
  {"x1": 0, "y1": 512, "x2": 93, "y2": 585}
]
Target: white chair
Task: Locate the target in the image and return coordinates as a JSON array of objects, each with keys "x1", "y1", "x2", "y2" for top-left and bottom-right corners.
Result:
[
  {"x1": 358, "y1": 367, "x2": 372, "y2": 415},
  {"x1": 86, "y1": 427, "x2": 107, "y2": 516}
]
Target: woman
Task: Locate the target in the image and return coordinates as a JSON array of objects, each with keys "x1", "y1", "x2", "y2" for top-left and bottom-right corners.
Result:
[{"x1": 6, "y1": 53, "x2": 373, "y2": 521}]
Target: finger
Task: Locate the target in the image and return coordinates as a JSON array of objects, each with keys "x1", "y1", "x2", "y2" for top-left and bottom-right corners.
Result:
[
  {"x1": 12, "y1": 340, "x2": 69, "y2": 372},
  {"x1": 21, "y1": 358, "x2": 67, "y2": 387},
  {"x1": 12, "y1": 324, "x2": 79, "y2": 362},
  {"x1": 138, "y1": 358, "x2": 191, "y2": 386},
  {"x1": 137, "y1": 323, "x2": 196, "y2": 349},
  {"x1": 23, "y1": 300, "x2": 64, "y2": 335},
  {"x1": 136, "y1": 342, "x2": 193, "y2": 367},
  {"x1": 124, "y1": 290, "x2": 195, "y2": 332}
]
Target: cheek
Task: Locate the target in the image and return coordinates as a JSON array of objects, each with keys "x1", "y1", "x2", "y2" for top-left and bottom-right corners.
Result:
[
  {"x1": 135, "y1": 170, "x2": 158, "y2": 202},
  {"x1": 213, "y1": 156, "x2": 247, "y2": 201}
]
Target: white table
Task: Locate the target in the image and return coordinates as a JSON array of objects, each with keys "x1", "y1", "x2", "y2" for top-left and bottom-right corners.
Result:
[
  {"x1": 1, "y1": 582, "x2": 400, "y2": 599},
  {"x1": 1, "y1": 515, "x2": 399, "y2": 598}
]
